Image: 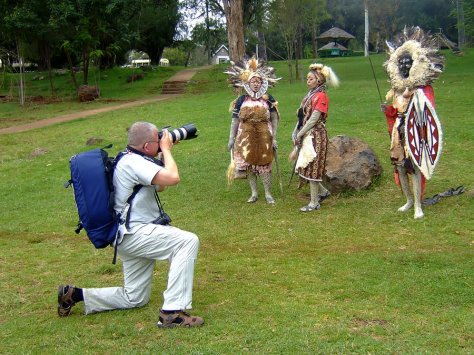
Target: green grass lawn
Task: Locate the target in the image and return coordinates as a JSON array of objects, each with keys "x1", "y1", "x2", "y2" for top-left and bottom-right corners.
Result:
[
  {"x1": 0, "y1": 50, "x2": 473, "y2": 353},
  {"x1": 0, "y1": 65, "x2": 184, "y2": 128}
]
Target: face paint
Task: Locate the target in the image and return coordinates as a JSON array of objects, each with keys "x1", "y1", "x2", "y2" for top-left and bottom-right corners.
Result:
[{"x1": 398, "y1": 54, "x2": 413, "y2": 79}]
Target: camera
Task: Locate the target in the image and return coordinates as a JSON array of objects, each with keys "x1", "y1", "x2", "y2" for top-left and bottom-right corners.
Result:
[
  {"x1": 158, "y1": 123, "x2": 198, "y2": 143},
  {"x1": 152, "y1": 212, "x2": 172, "y2": 226}
]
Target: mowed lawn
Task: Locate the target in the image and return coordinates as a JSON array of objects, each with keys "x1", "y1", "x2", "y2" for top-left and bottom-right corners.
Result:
[{"x1": 0, "y1": 50, "x2": 472, "y2": 354}]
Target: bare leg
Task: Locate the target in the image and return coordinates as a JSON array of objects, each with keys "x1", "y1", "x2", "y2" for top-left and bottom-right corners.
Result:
[
  {"x1": 247, "y1": 172, "x2": 258, "y2": 203},
  {"x1": 397, "y1": 165, "x2": 414, "y2": 212},
  {"x1": 412, "y1": 168, "x2": 424, "y2": 219},
  {"x1": 260, "y1": 172, "x2": 275, "y2": 204}
]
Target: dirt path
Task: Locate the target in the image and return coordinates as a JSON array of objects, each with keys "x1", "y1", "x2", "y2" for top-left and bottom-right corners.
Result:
[{"x1": 0, "y1": 67, "x2": 206, "y2": 135}]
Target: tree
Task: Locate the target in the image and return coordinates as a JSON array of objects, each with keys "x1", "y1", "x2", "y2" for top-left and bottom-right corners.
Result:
[
  {"x1": 307, "y1": 0, "x2": 330, "y2": 58},
  {"x1": 54, "y1": 0, "x2": 135, "y2": 85},
  {"x1": 181, "y1": 0, "x2": 265, "y2": 61},
  {"x1": 1, "y1": 0, "x2": 47, "y2": 103},
  {"x1": 191, "y1": 19, "x2": 228, "y2": 58},
  {"x1": 161, "y1": 46, "x2": 188, "y2": 66},
  {"x1": 364, "y1": 0, "x2": 369, "y2": 56},
  {"x1": 367, "y1": 0, "x2": 401, "y2": 52},
  {"x1": 463, "y1": 0, "x2": 474, "y2": 45},
  {"x1": 455, "y1": 0, "x2": 466, "y2": 48},
  {"x1": 266, "y1": 0, "x2": 330, "y2": 81},
  {"x1": 269, "y1": 0, "x2": 297, "y2": 81},
  {"x1": 240, "y1": 0, "x2": 270, "y2": 61},
  {"x1": 221, "y1": 0, "x2": 246, "y2": 61},
  {"x1": 134, "y1": 0, "x2": 180, "y2": 64}
]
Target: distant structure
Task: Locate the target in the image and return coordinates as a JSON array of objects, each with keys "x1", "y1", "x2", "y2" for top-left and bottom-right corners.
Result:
[
  {"x1": 317, "y1": 42, "x2": 350, "y2": 57},
  {"x1": 317, "y1": 27, "x2": 356, "y2": 57},
  {"x1": 212, "y1": 45, "x2": 230, "y2": 64},
  {"x1": 131, "y1": 59, "x2": 151, "y2": 67},
  {"x1": 123, "y1": 50, "x2": 151, "y2": 68},
  {"x1": 434, "y1": 32, "x2": 461, "y2": 55},
  {"x1": 160, "y1": 58, "x2": 170, "y2": 67}
]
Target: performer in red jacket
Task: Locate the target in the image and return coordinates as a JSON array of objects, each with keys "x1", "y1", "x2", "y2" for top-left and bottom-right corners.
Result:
[
  {"x1": 381, "y1": 26, "x2": 444, "y2": 219},
  {"x1": 291, "y1": 63, "x2": 339, "y2": 212}
]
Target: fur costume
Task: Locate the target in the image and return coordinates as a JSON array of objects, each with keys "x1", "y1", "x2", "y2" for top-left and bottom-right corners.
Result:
[
  {"x1": 382, "y1": 26, "x2": 444, "y2": 219},
  {"x1": 384, "y1": 26, "x2": 444, "y2": 94},
  {"x1": 225, "y1": 57, "x2": 281, "y2": 204},
  {"x1": 236, "y1": 104, "x2": 273, "y2": 165}
]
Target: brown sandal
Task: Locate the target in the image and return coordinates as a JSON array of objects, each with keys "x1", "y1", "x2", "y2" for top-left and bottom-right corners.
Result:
[
  {"x1": 57, "y1": 285, "x2": 76, "y2": 317},
  {"x1": 157, "y1": 310, "x2": 204, "y2": 328}
]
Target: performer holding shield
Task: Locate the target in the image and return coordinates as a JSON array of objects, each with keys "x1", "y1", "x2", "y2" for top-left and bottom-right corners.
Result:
[{"x1": 381, "y1": 26, "x2": 445, "y2": 219}]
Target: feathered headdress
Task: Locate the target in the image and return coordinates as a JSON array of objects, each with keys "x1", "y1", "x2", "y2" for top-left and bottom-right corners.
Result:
[
  {"x1": 224, "y1": 56, "x2": 281, "y2": 99},
  {"x1": 384, "y1": 26, "x2": 444, "y2": 91},
  {"x1": 308, "y1": 63, "x2": 340, "y2": 88}
]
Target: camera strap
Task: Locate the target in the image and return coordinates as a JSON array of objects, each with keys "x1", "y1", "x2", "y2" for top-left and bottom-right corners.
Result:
[
  {"x1": 153, "y1": 189, "x2": 167, "y2": 217},
  {"x1": 126, "y1": 145, "x2": 164, "y2": 166},
  {"x1": 125, "y1": 146, "x2": 170, "y2": 225}
]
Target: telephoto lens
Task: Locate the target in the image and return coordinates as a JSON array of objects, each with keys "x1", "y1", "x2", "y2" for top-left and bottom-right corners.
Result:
[{"x1": 159, "y1": 123, "x2": 198, "y2": 143}]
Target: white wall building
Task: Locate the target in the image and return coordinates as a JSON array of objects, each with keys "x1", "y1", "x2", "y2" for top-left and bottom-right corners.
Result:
[
  {"x1": 212, "y1": 45, "x2": 230, "y2": 64},
  {"x1": 130, "y1": 59, "x2": 151, "y2": 67}
]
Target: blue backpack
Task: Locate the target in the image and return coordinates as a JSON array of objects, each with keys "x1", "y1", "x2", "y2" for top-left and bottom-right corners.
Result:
[{"x1": 65, "y1": 146, "x2": 140, "y2": 263}]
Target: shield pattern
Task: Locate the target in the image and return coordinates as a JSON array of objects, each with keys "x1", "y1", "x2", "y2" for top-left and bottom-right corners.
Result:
[{"x1": 405, "y1": 89, "x2": 443, "y2": 180}]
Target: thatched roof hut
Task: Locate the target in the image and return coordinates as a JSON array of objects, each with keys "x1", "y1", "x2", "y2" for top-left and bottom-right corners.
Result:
[
  {"x1": 317, "y1": 27, "x2": 355, "y2": 57},
  {"x1": 317, "y1": 42, "x2": 350, "y2": 57},
  {"x1": 317, "y1": 27, "x2": 355, "y2": 41}
]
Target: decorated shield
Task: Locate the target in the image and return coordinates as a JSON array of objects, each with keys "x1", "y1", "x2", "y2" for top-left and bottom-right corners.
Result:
[{"x1": 405, "y1": 89, "x2": 443, "y2": 180}]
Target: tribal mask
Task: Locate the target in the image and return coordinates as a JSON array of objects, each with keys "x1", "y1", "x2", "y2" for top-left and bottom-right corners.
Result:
[{"x1": 384, "y1": 26, "x2": 444, "y2": 91}]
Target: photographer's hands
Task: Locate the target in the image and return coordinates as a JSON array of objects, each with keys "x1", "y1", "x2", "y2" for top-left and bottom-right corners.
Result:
[
  {"x1": 152, "y1": 129, "x2": 180, "y2": 187},
  {"x1": 159, "y1": 130, "x2": 174, "y2": 152}
]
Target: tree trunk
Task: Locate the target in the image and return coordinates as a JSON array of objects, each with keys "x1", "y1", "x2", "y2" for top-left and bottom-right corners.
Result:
[
  {"x1": 311, "y1": 21, "x2": 320, "y2": 59},
  {"x1": 222, "y1": 0, "x2": 246, "y2": 61},
  {"x1": 285, "y1": 39, "x2": 294, "y2": 83},
  {"x1": 185, "y1": 50, "x2": 191, "y2": 67},
  {"x1": 96, "y1": 57, "x2": 101, "y2": 98},
  {"x1": 16, "y1": 43, "x2": 25, "y2": 106},
  {"x1": 82, "y1": 51, "x2": 89, "y2": 85},
  {"x1": 256, "y1": 2, "x2": 267, "y2": 62},
  {"x1": 44, "y1": 45, "x2": 55, "y2": 96},
  {"x1": 65, "y1": 50, "x2": 79, "y2": 95},
  {"x1": 295, "y1": 25, "x2": 303, "y2": 80},
  {"x1": 295, "y1": 40, "x2": 300, "y2": 81},
  {"x1": 364, "y1": 0, "x2": 369, "y2": 56},
  {"x1": 257, "y1": 30, "x2": 268, "y2": 62},
  {"x1": 47, "y1": 57, "x2": 54, "y2": 96},
  {"x1": 456, "y1": 0, "x2": 465, "y2": 49}
]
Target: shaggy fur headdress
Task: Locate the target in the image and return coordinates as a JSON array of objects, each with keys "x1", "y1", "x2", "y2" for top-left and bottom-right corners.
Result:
[
  {"x1": 308, "y1": 63, "x2": 340, "y2": 88},
  {"x1": 224, "y1": 56, "x2": 281, "y2": 98},
  {"x1": 384, "y1": 26, "x2": 444, "y2": 91}
]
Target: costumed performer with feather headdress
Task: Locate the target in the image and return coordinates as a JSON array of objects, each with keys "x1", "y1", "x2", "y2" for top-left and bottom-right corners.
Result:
[
  {"x1": 290, "y1": 63, "x2": 339, "y2": 212},
  {"x1": 381, "y1": 26, "x2": 444, "y2": 219},
  {"x1": 225, "y1": 57, "x2": 281, "y2": 204}
]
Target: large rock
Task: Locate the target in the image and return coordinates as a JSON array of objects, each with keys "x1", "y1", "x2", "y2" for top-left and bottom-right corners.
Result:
[{"x1": 324, "y1": 135, "x2": 382, "y2": 193}]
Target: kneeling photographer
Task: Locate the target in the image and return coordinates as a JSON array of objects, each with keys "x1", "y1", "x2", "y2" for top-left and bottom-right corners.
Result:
[{"x1": 58, "y1": 121, "x2": 204, "y2": 328}]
